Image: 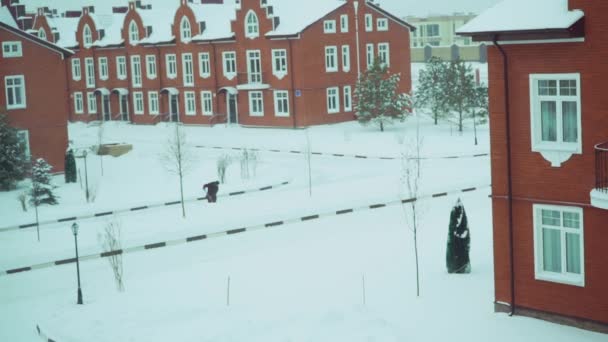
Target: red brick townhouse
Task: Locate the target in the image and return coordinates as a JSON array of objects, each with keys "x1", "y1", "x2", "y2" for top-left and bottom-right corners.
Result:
[
  {"x1": 32, "y1": 0, "x2": 413, "y2": 127},
  {"x1": 459, "y1": 0, "x2": 608, "y2": 333},
  {"x1": 0, "y1": 5, "x2": 72, "y2": 172}
]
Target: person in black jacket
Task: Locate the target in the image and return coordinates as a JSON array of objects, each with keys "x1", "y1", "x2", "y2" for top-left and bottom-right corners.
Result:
[{"x1": 203, "y1": 181, "x2": 219, "y2": 203}]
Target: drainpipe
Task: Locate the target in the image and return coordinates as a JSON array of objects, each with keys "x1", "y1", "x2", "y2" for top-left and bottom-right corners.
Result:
[
  {"x1": 494, "y1": 36, "x2": 515, "y2": 317},
  {"x1": 288, "y1": 38, "x2": 297, "y2": 129},
  {"x1": 64, "y1": 53, "x2": 73, "y2": 123},
  {"x1": 211, "y1": 42, "x2": 220, "y2": 122},
  {"x1": 354, "y1": 1, "x2": 361, "y2": 78}
]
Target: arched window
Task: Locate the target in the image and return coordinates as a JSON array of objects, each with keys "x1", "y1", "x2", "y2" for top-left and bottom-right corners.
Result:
[
  {"x1": 129, "y1": 20, "x2": 139, "y2": 44},
  {"x1": 38, "y1": 28, "x2": 47, "y2": 40},
  {"x1": 180, "y1": 17, "x2": 191, "y2": 42},
  {"x1": 83, "y1": 24, "x2": 92, "y2": 47},
  {"x1": 245, "y1": 10, "x2": 259, "y2": 38}
]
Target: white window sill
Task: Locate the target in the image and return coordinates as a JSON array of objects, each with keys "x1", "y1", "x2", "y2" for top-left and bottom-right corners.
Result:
[
  {"x1": 100, "y1": 77, "x2": 108, "y2": 81},
  {"x1": 237, "y1": 83, "x2": 269, "y2": 91},
  {"x1": 535, "y1": 271, "x2": 584, "y2": 287},
  {"x1": 328, "y1": 110, "x2": 339, "y2": 115},
  {"x1": 326, "y1": 69, "x2": 338, "y2": 73},
  {"x1": 249, "y1": 113, "x2": 264, "y2": 117},
  {"x1": 73, "y1": 78, "x2": 81, "y2": 81},
  {"x1": 532, "y1": 144, "x2": 581, "y2": 167},
  {"x1": 167, "y1": 75, "x2": 177, "y2": 80},
  {"x1": 7, "y1": 105, "x2": 26, "y2": 110},
  {"x1": 273, "y1": 71, "x2": 287, "y2": 80},
  {"x1": 150, "y1": 112, "x2": 159, "y2": 116},
  {"x1": 185, "y1": 112, "x2": 196, "y2": 116},
  {"x1": 202, "y1": 112, "x2": 213, "y2": 116},
  {"x1": 200, "y1": 73, "x2": 211, "y2": 79},
  {"x1": 224, "y1": 73, "x2": 236, "y2": 81},
  {"x1": 590, "y1": 189, "x2": 608, "y2": 210},
  {"x1": 275, "y1": 113, "x2": 289, "y2": 117},
  {"x1": 88, "y1": 112, "x2": 97, "y2": 115},
  {"x1": 147, "y1": 75, "x2": 157, "y2": 80},
  {"x1": 134, "y1": 112, "x2": 144, "y2": 115},
  {"x1": 246, "y1": 35, "x2": 259, "y2": 40}
]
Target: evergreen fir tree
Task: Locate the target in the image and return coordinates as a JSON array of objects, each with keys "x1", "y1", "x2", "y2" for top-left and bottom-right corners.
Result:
[
  {"x1": 30, "y1": 158, "x2": 59, "y2": 205},
  {"x1": 354, "y1": 58, "x2": 412, "y2": 132},
  {"x1": 444, "y1": 59, "x2": 489, "y2": 132},
  {"x1": 415, "y1": 56, "x2": 450, "y2": 125},
  {"x1": 0, "y1": 113, "x2": 28, "y2": 190},
  {"x1": 446, "y1": 198, "x2": 471, "y2": 274},
  {"x1": 64, "y1": 149, "x2": 77, "y2": 183}
]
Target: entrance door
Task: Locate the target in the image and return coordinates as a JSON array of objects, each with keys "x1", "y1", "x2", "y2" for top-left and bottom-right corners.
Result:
[
  {"x1": 170, "y1": 94, "x2": 179, "y2": 122},
  {"x1": 120, "y1": 94, "x2": 129, "y2": 121},
  {"x1": 102, "y1": 95, "x2": 110, "y2": 121},
  {"x1": 228, "y1": 93, "x2": 237, "y2": 124}
]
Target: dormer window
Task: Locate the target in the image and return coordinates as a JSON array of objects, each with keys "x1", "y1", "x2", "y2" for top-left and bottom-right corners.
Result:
[
  {"x1": 245, "y1": 10, "x2": 259, "y2": 39},
  {"x1": 129, "y1": 20, "x2": 139, "y2": 45},
  {"x1": 83, "y1": 24, "x2": 93, "y2": 47},
  {"x1": 180, "y1": 17, "x2": 192, "y2": 42},
  {"x1": 38, "y1": 28, "x2": 47, "y2": 40}
]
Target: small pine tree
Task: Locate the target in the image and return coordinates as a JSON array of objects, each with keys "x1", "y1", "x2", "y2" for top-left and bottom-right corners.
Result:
[
  {"x1": 30, "y1": 158, "x2": 59, "y2": 205},
  {"x1": 355, "y1": 58, "x2": 412, "y2": 132},
  {"x1": 0, "y1": 113, "x2": 28, "y2": 190},
  {"x1": 415, "y1": 56, "x2": 450, "y2": 125},
  {"x1": 64, "y1": 149, "x2": 77, "y2": 183},
  {"x1": 446, "y1": 198, "x2": 471, "y2": 274}
]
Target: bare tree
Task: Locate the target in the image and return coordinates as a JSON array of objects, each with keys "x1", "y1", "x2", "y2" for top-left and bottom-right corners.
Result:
[
  {"x1": 161, "y1": 124, "x2": 193, "y2": 218},
  {"x1": 98, "y1": 218, "x2": 124, "y2": 292},
  {"x1": 216, "y1": 154, "x2": 232, "y2": 184}
]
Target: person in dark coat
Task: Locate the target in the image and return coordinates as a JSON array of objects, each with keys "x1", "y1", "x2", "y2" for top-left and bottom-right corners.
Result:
[{"x1": 203, "y1": 181, "x2": 219, "y2": 203}]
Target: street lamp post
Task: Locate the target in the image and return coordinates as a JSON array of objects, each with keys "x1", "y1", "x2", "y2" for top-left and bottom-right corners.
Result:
[{"x1": 71, "y1": 222, "x2": 83, "y2": 305}]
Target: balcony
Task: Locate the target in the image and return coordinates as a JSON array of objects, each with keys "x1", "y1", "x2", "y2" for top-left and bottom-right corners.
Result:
[
  {"x1": 236, "y1": 72, "x2": 270, "y2": 91},
  {"x1": 590, "y1": 142, "x2": 608, "y2": 209}
]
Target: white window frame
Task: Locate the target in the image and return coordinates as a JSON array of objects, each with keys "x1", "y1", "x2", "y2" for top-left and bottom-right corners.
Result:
[
  {"x1": 366, "y1": 44, "x2": 374, "y2": 69},
  {"x1": 85, "y1": 57, "x2": 95, "y2": 88},
  {"x1": 116, "y1": 56, "x2": 127, "y2": 80},
  {"x1": 273, "y1": 90, "x2": 289, "y2": 117},
  {"x1": 200, "y1": 91, "x2": 213, "y2": 116},
  {"x1": 2, "y1": 41, "x2": 22, "y2": 58},
  {"x1": 71, "y1": 58, "x2": 81, "y2": 81},
  {"x1": 148, "y1": 91, "x2": 159, "y2": 115},
  {"x1": 248, "y1": 91, "x2": 264, "y2": 117},
  {"x1": 245, "y1": 10, "x2": 259, "y2": 39},
  {"x1": 365, "y1": 14, "x2": 373, "y2": 32},
  {"x1": 341, "y1": 45, "x2": 350, "y2": 72},
  {"x1": 180, "y1": 16, "x2": 192, "y2": 42},
  {"x1": 74, "y1": 92, "x2": 84, "y2": 114},
  {"x1": 83, "y1": 24, "x2": 93, "y2": 48},
  {"x1": 324, "y1": 20, "x2": 336, "y2": 34},
  {"x1": 130, "y1": 55, "x2": 142, "y2": 88},
  {"x1": 87, "y1": 92, "x2": 97, "y2": 114},
  {"x1": 129, "y1": 20, "x2": 139, "y2": 45},
  {"x1": 377, "y1": 18, "x2": 388, "y2": 31},
  {"x1": 532, "y1": 204, "x2": 585, "y2": 287},
  {"x1": 340, "y1": 14, "x2": 348, "y2": 33},
  {"x1": 325, "y1": 46, "x2": 338, "y2": 72},
  {"x1": 133, "y1": 91, "x2": 144, "y2": 115},
  {"x1": 222, "y1": 51, "x2": 237, "y2": 80},
  {"x1": 182, "y1": 53, "x2": 194, "y2": 87},
  {"x1": 166, "y1": 54, "x2": 177, "y2": 79},
  {"x1": 98, "y1": 57, "x2": 108, "y2": 80},
  {"x1": 378, "y1": 42, "x2": 390, "y2": 67},
  {"x1": 146, "y1": 55, "x2": 157, "y2": 79},
  {"x1": 529, "y1": 73, "x2": 582, "y2": 167},
  {"x1": 246, "y1": 50, "x2": 262, "y2": 83},
  {"x1": 4, "y1": 75, "x2": 26, "y2": 110},
  {"x1": 343, "y1": 85, "x2": 352, "y2": 112},
  {"x1": 198, "y1": 52, "x2": 211, "y2": 78},
  {"x1": 326, "y1": 87, "x2": 339, "y2": 114},
  {"x1": 272, "y1": 49, "x2": 287, "y2": 79},
  {"x1": 184, "y1": 91, "x2": 196, "y2": 116}
]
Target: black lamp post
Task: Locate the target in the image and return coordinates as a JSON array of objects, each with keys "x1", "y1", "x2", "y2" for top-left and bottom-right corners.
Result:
[{"x1": 71, "y1": 222, "x2": 83, "y2": 305}]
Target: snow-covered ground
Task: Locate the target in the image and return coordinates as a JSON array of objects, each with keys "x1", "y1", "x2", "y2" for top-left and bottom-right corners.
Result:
[{"x1": 0, "y1": 115, "x2": 604, "y2": 341}]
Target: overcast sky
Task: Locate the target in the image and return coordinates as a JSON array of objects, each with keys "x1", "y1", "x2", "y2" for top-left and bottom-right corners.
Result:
[{"x1": 19, "y1": 0, "x2": 502, "y2": 17}]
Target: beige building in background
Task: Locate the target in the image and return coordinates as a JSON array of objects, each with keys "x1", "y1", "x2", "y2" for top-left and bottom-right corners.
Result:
[{"x1": 406, "y1": 13, "x2": 478, "y2": 47}]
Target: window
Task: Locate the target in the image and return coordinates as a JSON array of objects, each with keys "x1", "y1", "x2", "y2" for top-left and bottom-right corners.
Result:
[
  {"x1": 85, "y1": 57, "x2": 95, "y2": 88},
  {"x1": 325, "y1": 46, "x2": 337, "y2": 72},
  {"x1": 116, "y1": 56, "x2": 127, "y2": 79},
  {"x1": 133, "y1": 91, "x2": 144, "y2": 115},
  {"x1": 272, "y1": 49, "x2": 287, "y2": 78},
  {"x1": 184, "y1": 91, "x2": 196, "y2": 115},
  {"x1": 533, "y1": 204, "x2": 584, "y2": 287},
  {"x1": 2, "y1": 41, "x2": 22, "y2": 58},
  {"x1": 245, "y1": 10, "x2": 259, "y2": 38},
  {"x1": 377, "y1": 18, "x2": 388, "y2": 31},
  {"x1": 146, "y1": 55, "x2": 157, "y2": 79},
  {"x1": 324, "y1": 20, "x2": 336, "y2": 33},
  {"x1": 148, "y1": 91, "x2": 159, "y2": 115},
  {"x1": 83, "y1": 24, "x2": 93, "y2": 47},
  {"x1": 343, "y1": 86, "x2": 352, "y2": 112},
  {"x1": 180, "y1": 17, "x2": 191, "y2": 42},
  {"x1": 366, "y1": 44, "x2": 374, "y2": 69},
  {"x1": 74, "y1": 92, "x2": 84, "y2": 114},
  {"x1": 365, "y1": 14, "x2": 373, "y2": 32},
  {"x1": 182, "y1": 53, "x2": 194, "y2": 86},
  {"x1": 129, "y1": 20, "x2": 139, "y2": 44},
  {"x1": 166, "y1": 54, "x2": 177, "y2": 79},
  {"x1": 529, "y1": 74, "x2": 582, "y2": 163},
  {"x1": 341, "y1": 45, "x2": 350, "y2": 72},
  {"x1": 340, "y1": 14, "x2": 348, "y2": 33},
  {"x1": 87, "y1": 92, "x2": 97, "y2": 114},
  {"x1": 71, "y1": 58, "x2": 81, "y2": 81},
  {"x1": 249, "y1": 91, "x2": 264, "y2": 116},
  {"x1": 246, "y1": 50, "x2": 262, "y2": 83},
  {"x1": 16, "y1": 130, "x2": 30, "y2": 160},
  {"x1": 222, "y1": 51, "x2": 236, "y2": 79},
  {"x1": 201, "y1": 91, "x2": 213, "y2": 116},
  {"x1": 199, "y1": 52, "x2": 211, "y2": 78},
  {"x1": 378, "y1": 43, "x2": 390, "y2": 67},
  {"x1": 131, "y1": 55, "x2": 142, "y2": 88},
  {"x1": 38, "y1": 28, "x2": 47, "y2": 40},
  {"x1": 98, "y1": 57, "x2": 108, "y2": 80},
  {"x1": 274, "y1": 90, "x2": 289, "y2": 117},
  {"x1": 327, "y1": 87, "x2": 339, "y2": 114},
  {"x1": 423, "y1": 24, "x2": 439, "y2": 37},
  {"x1": 5, "y1": 75, "x2": 26, "y2": 109}
]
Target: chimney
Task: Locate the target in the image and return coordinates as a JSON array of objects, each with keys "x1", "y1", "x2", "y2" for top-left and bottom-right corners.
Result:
[
  {"x1": 99, "y1": 28, "x2": 105, "y2": 40},
  {"x1": 53, "y1": 31, "x2": 60, "y2": 42},
  {"x1": 198, "y1": 21, "x2": 206, "y2": 34},
  {"x1": 200, "y1": 0, "x2": 224, "y2": 3},
  {"x1": 146, "y1": 25, "x2": 152, "y2": 37},
  {"x1": 64, "y1": 10, "x2": 82, "y2": 18},
  {"x1": 112, "y1": 6, "x2": 129, "y2": 13}
]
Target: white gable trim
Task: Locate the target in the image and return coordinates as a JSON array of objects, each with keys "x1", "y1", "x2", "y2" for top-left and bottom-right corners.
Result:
[
  {"x1": 0, "y1": 24, "x2": 72, "y2": 58},
  {"x1": 490, "y1": 38, "x2": 585, "y2": 45},
  {"x1": 365, "y1": 3, "x2": 413, "y2": 31}
]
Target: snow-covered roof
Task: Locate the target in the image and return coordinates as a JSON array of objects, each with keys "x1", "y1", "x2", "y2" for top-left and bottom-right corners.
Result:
[
  {"x1": 46, "y1": 16, "x2": 79, "y2": 48},
  {"x1": 190, "y1": 1, "x2": 236, "y2": 41},
  {"x1": 137, "y1": 4, "x2": 175, "y2": 44},
  {"x1": 92, "y1": 13, "x2": 126, "y2": 47},
  {"x1": 266, "y1": 0, "x2": 346, "y2": 37},
  {"x1": 458, "y1": 0, "x2": 584, "y2": 34},
  {"x1": 0, "y1": 6, "x2": 18, "y2": 28}
]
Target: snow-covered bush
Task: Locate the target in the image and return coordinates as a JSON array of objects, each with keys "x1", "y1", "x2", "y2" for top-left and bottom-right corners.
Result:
[
  {"x1": 217, "y1": 154, "x2": 232, "y2": 184},
  {"x1": 29, "y1": 158, "x2": 58, "y2": 206},
  {"x1": 0, "y1": 113, "x2": 28, "y2": 190},
  {"x1": 446, "y1": 198, "x2": 471, "y2": 274}
]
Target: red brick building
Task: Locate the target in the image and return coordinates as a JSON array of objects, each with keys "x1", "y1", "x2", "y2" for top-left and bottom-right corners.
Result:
[
  {"x1": 32, "y1": 0, "x2": 413, "y2": 127},
  {"x1": 459, "y1": 0, "x2": 608, "y2": 333},
  {"x1": 0, "y1": 4, "x2": 72, "y2": 172}
]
